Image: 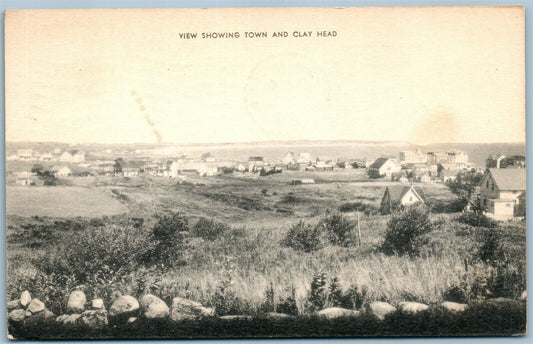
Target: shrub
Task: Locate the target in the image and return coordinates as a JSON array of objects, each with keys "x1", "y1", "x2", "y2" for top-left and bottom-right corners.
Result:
[
  {"x1": 211, "y1": 278, "x2": 252, "y2": 316},
  {"x1": 457, "y1": 213, "x2": 497, "y2": 228},
  {"x1": 147, "y1": 213, "x2": 188, "y2": 265},
  {"x1": 36, "y1": 223, "x2": 152, "y2": 283},
  {"x1": 282, "y1": 221, "x2": 322, "y2": 252},
  {"x1": 319, "y1": 214, "x2": 356, "y2": 246},
  {"x1": 381, "y1": 204, "x2": 433, "y2": 256},
  {"x1": 429, "y1": 198, "x2": 467, "y2": 213},
  {"x1": 308, "y1": 272, "x2": 328, "y2": 311},
  {"x1": 475, "y1": 228, "x2": 505, "y2": 265},
  {"x1": 339, "y1": 202, "x2": 379, "y2": 215},
  {"x1": 192, "y1": 218, "x2": 230, "y2": 241}
]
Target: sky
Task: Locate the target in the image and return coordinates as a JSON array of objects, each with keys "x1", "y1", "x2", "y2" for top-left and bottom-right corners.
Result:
[{"x1": 5, "y1": 7, "x2": 525, "y2": 145}]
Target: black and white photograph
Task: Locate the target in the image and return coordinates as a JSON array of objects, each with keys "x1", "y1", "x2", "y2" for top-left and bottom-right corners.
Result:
[{"x1": 4, "y1": 6, "x2": 526, "y2": 339}]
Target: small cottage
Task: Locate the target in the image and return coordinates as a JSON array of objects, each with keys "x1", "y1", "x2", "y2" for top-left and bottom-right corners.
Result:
[{"x1": 380, "y1": 185, "x2": 426, "y2": 213}]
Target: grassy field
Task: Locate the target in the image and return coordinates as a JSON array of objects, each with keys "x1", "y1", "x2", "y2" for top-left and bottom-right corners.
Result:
[
  {"x1": 6, "y1": 170, "x2": 526, "y2": 331},
  {"x1": 6, "y1": 186, "x2": 128, "y2": 217}
]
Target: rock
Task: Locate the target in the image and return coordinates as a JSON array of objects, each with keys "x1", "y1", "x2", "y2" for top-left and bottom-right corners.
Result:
[
  {"x1": 171, "y1": 297, "x2": 214, "y2": 321},
  {"x1": 521, "y1": 290, "x2": 527, "y2": 301},
  {"x1": 20, "y1": 290, "x2": 32, "y2": 307},
  {"x1": 316, "y1": 307, "x2": 360, "y2": 318},
  {"x1": 140, "y1": 294, "x2": 170, "y2": 319},
  {"x1": 219, "y1": 315, "x2": 253, "y2": 321},
  {"x1": 109, "y1": 295, "x2": 140, "y2": 317},
  {"x1": 442, "y1": 301, "x2": 468, "y2": 313},
  {"x1": 8, "y1": 309, "x2": 26, "y2": 322},
  {"x1": 67, "y1": 290, "x2": 86, "y2": 313},
  {"x1": 25, "y1": 311, "x2": 32, "y2": 317},
  {"x1": 7, "y1": 334, "x2": 14, "y2": 340},
  {"x1": 484, "y1": 297, "x2": 521, "y2": 308},
  {"x1": 7, "y1": 300, "x2": 20, "y2": 311},
  {"x1": 367, "y1": 302, "x2": 396, "y2": 320},
  {"x1": 27, "y1": 298, "x2": 45, "y2": 314},
  {"x1": 266, "y1": 312, "x2": 295, "y2": 319},
  {"x1": 398, "y1": 302, "x2": 429, "y2": 314},
  {"x1": 28, "y1": 308, "x2": 55, "y2": 322},
  {"x1": 127, "y1": 317, "x2": 138, "y2": 324},
  {"x1": 57, "y1": 313, "x2": 81, "y2": 325},
  {"x1": 79, "y1": 310, "x2": 108, "y2": 329},
  {"x1": 91, "y1": 298, "x2": 105, "y2": 310}
]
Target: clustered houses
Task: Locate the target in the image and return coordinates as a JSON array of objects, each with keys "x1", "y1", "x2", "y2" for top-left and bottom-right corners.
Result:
[{"x1": 370, "y1": 149, "x2": 474, "y2": 183}]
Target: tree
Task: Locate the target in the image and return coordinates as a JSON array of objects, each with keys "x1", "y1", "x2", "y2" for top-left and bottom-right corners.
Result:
[
  {"x1": 381, "y1": 204, "x2": 433, "y2": 256},
  {"x1": 445, "y1": 171, "x2": 483, "y2": 202}
]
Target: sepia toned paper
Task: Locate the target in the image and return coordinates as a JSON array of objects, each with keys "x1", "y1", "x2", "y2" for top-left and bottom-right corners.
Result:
[{"x1": 5, "y1": 7, "x2": 526, "y2": 339}]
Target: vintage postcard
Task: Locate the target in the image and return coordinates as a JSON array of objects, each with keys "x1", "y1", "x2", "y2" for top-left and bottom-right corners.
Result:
[{"x1": 5, "y1": 6, "x2": 526, "y2": 339}]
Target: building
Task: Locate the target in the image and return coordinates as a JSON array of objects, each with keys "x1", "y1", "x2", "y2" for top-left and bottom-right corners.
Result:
[
  {"x1": 296, "y1": 153, "x2": 312, "y2": 164},
  {"x1": 282, "y1": 152, "x2": 296, "y2": 165},
  {"x1": 486, "y1": 154, "x2": 526, "y2": 169},
  {"x1": 439, "y1": 169, "x2": 461, "y2": 182},
  {"x1": 380, "y1": 185, "x2": 426, "y2": 213},
  {"x1": 367, "y1": 157, "x2": 402, "y2": 178},
  {"x1": 478, "y1": 168, "x2": 526, "y2": 220},
  {"x1": 114, "y1": 158, "x2": 141, "y2": 177},
  {"x1": 399, "y1": 149, "x2": 427, "y2": 164},
  {"x1": 16, "y1": 149, "x2": 34, "y2": 160},
  {"x1": 248, "y1": 156, "x2": 266, "y2": 172},
  {"x1": 201, "y1": 152, "x2": 216, "y2": 162},
  {"x1": 59, "y1": 150, "x2": 85, "y2": 164},
  {"x1": 15, "y1": 171, "x2": 34, "y2": 186},
  {"x1": 50, "y1": 165, "x2": 72, "y2": 178}
]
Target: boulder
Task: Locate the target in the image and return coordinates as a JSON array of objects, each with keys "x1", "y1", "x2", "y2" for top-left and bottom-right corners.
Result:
[
  {"x1": 316, "y1": 307, "x2": 360, "y2": 318},
  {"x1": 171, "y1": 297, "x2": 214, "y2": 321},
  {"x1": 367, "y1": 302, "x2": 396, "y2": 320},
  {"x1": 219, "y1": 315, "x2": 253, "y2": 321},
  {"x1": 521, "y1": 290, "x2": 527, "y2": 301},
  {"x1": 109, "y1": 295, "x2": 140, "y2": 317},
  {"x1": 127, "y1": 317, "x2": 138, "y2": 324},
  {"x1": 8, "y1": 309, "x2": 26, "y2": 322},
  {"x1": 27, "y1": 298, "x2": 46, "y2": 314},
  {"x1": 91, "y1": 298, "x2": 105, "y2": 310},
  {"x1": 266, "y1": 312, "x2": 295, "y2": 319},
  {"x1": 56, "y1": 313, "x2": 81, "y2": 325},
  {"x1": 67, "y1": 290, "x2": 87, "y2": 313},
  {"x1": 398, "y1": 302, "x2": 429, "y2": 314},
  {"x1": 79, "y1": 310, "x2": 108, "y2": 329},
  {"x1": 7, "y1": 300, "x2": 20, "y2": 311},
  {"x1": 442, "y1": 301, "x2": 468, "y2": 313},
  {"x1": 20, "y1": 290, "x2": 32, "y2": 307},
  {"x1": 140, "y1": 294, "x2": 170, "y2": 319},
  {"x1": 27, "y1": 308, "x2": 55, "y2": 322}
]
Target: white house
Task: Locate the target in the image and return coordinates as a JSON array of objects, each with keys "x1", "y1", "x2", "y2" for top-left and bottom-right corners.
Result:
[
  {"x1": 479, "y1": 168, "x2": 526, "y2": 220},
  {"x1": 380, "y1": 185, "x2": 426, "y2": 212},
  {"x1": 15, "y1": 172, "x2": 34, "y2": 186},
  {"x1": 59, "y1": 150, "x2": 85, "y2": 164},
  {"x1": 51, "y1": 166, "x2": 72, "y2": 178},
  {"x1": 368, "y1": 157, "x2": 402, "y2": 178}
]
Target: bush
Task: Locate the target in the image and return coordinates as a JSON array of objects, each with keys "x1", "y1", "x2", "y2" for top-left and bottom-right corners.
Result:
[
  {"x1": 146, "y1": 213, "x2": 188, "y2": 265},
  {"x1": 475, "y1": 228, "x2": 504, "y2": 265},
  {"x1": 339, "y1": 202, "x2": 379, "y2": 215},
  {"x1": 429, "y1": 198, "x2": 467, "y2": 213},
  {"x1": 192, "y1": 218, "x2": 230, "y2": 241},
  {"x1": 457, "y1": 213, "x2": 497, "y2": 228},
  {"x1": 36, "y1": 223, "x2": 152, "y2": 283},
  {"x1": 380, "y1": 200, "x2": 403, "y2": 215},
  {"x1": 211, "y1": 278, "x2": 252, "y2": 316},
  {"x1": 381, "y1": 204, "x2": 433, "y2": 256},
  {"x1": 282, "y1": 221, "x2": 322, "y2": 252},
  {"x1": 319, "y1": 214, "x2": 357, "y2": 246},
  {"x1": 308, "y1": 273, "x2": 328, "y2": 311}
]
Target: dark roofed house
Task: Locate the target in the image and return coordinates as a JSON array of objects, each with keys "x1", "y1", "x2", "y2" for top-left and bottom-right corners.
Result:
[
  {"x1": 114, "y1": 158, "x2": 142, "y2": 177},
  {"x1": 479, "y1": 168, "x2": 526, "y2": 220},
  {"x1": 248, "y1": 156, "x2": 266, "y2": 173},
  {"x1": 368, "y1": 157, "x2": 402, "y2": 178},
  {"x1": 380, "y1": 185, "x2": 426, "y2": 213},
  {"x1": 201, "y1": 152, "x2": 216, "y2": 162}
]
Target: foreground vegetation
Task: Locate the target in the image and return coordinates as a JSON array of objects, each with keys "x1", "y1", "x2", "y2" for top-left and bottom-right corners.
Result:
[{"x1": 6, "y1": 173, "x2": 526, "y2": 336}]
